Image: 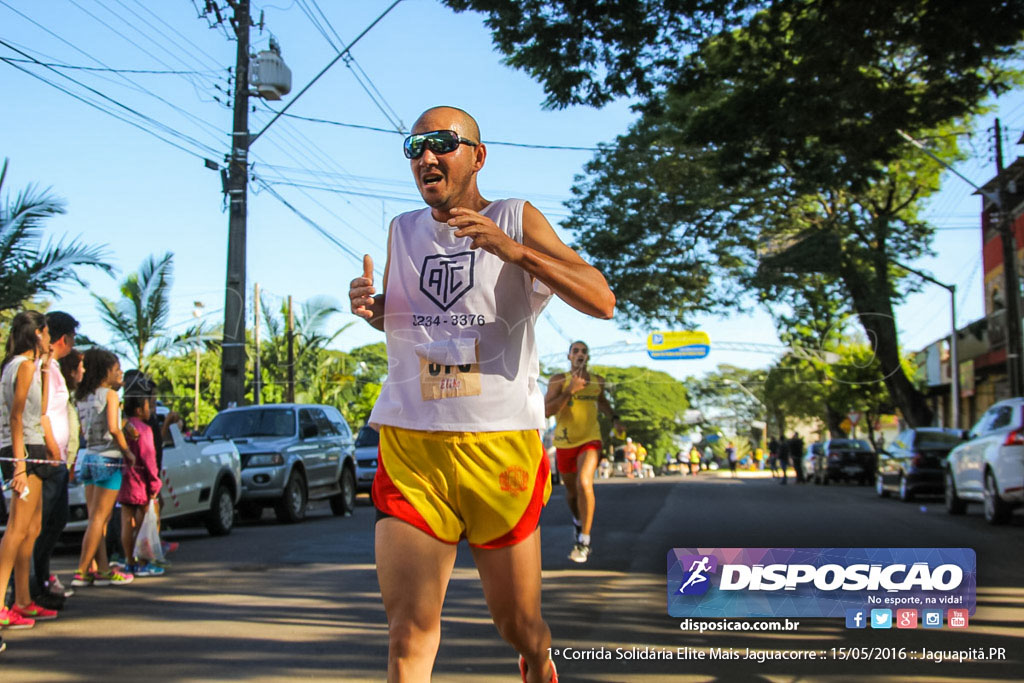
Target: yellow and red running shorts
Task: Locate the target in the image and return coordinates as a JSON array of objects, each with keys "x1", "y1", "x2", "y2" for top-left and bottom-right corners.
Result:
[{"x1": 372, "y1": 425, "x2": 551, "y2": 549}]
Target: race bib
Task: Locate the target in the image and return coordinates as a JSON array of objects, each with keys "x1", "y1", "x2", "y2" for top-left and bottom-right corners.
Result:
[{"x1": 419, "y1": 358, "x2": 481, "y2": 400}]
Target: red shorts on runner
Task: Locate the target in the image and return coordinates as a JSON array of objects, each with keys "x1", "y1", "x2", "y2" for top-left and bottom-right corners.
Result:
[{"x1": 555, "y1": 440, "x2": 602, "y2": 474}]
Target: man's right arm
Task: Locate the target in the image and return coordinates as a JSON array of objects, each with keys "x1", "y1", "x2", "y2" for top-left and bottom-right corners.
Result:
[
  {"x1": 544, "y1": 373, "x2": 571, "y2": 418},
  {"x1": 350, "y1": 220, "x2": 392, "y2": 332}
]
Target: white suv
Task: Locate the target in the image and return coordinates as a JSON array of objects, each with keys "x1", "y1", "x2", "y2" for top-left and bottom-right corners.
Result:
[{"x1": 945, "y1": 398, "x2": 1024, "y2": 524}]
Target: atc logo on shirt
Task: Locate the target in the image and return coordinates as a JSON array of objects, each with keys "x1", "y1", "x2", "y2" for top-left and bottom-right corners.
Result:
[
  {"x1": 420, "y1": 252, "x2": 475, "y2": 311},
  {"x1": 676, "y1": 554, "x2": 718, "y2": 596}
]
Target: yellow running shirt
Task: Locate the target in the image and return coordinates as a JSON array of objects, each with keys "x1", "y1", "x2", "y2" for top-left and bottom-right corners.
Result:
[{"x1": 552, "y1": 373, "x2": 602, "y2": 449}]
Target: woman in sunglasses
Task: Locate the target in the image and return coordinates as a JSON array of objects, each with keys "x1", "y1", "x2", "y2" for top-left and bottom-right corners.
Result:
[{"x1": 351, "y1": 106, "x2": 615, "y2": 683}]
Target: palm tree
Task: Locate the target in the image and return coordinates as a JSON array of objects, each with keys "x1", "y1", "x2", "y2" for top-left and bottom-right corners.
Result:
[
  {"x1": 94, "y1": 252, "x2": 183, "y2": 371},
  {"x1": 0, "y1": 158, "x2": 114, "y2": 311}
]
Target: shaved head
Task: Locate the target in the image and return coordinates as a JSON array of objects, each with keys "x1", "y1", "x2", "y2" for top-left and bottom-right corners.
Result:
[{"x1": 413, "y1": 106, "x2": 481, "y2": 143}]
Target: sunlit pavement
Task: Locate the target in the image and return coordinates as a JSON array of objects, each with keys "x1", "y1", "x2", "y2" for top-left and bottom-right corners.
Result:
[{"x1": 1, "y1": 476, "x2": 1020, "y2": 681}]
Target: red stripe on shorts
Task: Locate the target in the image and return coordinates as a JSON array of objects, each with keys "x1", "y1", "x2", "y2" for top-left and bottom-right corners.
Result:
[
  {"x1": 472, "y1": 445, "x2": 551, "y2": 550},
  {"x1": 372, "y1": 449, "x2": 454, "y2": 544}
]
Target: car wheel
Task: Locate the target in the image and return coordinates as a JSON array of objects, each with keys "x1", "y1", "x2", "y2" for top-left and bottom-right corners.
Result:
[
  {"x1": 876, "y1": 474, "x2": 889, "y2": 498},
  {"x1": 330, "y1": 466, "x2": 356, "y2": 516},
  {"x1": 944, "y1": 471, "x2": 967, "y2": 515},
  {"x1": 205, "y1": 483, "x2": 235, "y2": 536},
  {"x1": 237, "y1": 501, "x2": 263, "y2": 521},
  {"x1": 983, "y1": 471, "x2": 1012, "y2": 525},
  {"x1": 274, "y1": 470, "x2": 307, "y2": 523},
  {"x1": 898, "y1": 475, "x2": 914, "y2": 502}
]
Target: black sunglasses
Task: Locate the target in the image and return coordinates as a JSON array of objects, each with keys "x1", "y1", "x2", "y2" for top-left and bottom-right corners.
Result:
[{"x1": 403, "y1": 129, "x2": 478, "y2": 159}]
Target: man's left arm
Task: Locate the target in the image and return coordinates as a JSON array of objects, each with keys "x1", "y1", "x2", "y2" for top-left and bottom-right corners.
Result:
[{"x1": 448, "y1": 202, "x2": 615, "y2": 319}]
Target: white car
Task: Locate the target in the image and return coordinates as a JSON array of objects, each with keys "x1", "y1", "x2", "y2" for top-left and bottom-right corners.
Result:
[
  {"x1": 1, "y1": 422, "x2": 242, "y2": 537},
  {"x1": 354, "y1": 424, "x2": 378, "y2": 494},
  {"x1": 945, "y1": 398, "x2": 1024, "y2": 525}
]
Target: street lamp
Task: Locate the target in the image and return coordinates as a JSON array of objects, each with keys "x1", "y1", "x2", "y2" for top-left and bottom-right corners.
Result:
[{"x1": 893, "y1": 263, "x2": 960, "y2": 429}]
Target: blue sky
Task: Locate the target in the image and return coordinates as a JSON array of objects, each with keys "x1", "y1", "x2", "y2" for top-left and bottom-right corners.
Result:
[{"x1": 1, "y1": 0, "x2": 1021, "y2": 381}]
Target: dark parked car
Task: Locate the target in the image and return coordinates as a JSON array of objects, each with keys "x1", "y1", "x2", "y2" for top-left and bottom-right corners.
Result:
[
  {"x1": 876, "y1": 428, "x2": 965, "y2": 502},
  {"x1": 814, "y1": 438, "x2": 875, "y2": 485}
]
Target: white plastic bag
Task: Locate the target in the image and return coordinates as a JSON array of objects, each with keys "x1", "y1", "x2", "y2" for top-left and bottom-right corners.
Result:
[{"x1": 135, "y1": 500, "x2": 165, "y2": 562}]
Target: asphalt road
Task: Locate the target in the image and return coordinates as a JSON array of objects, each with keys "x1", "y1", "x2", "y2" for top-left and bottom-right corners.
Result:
[{"x1": 1, "y1": 471, "x2": 1021, "y2": 682}]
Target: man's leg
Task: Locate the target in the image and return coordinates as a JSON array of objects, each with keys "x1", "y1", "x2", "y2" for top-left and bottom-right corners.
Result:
[
  {"x1": 32, "y1": 467, "x2": 68, "y2": 596},
  {"x1": 560, "y1": 470, "x2": 578, "y2": 527},
  {"x1": 471, "y1": 529, "x2": 553, "y2": 683},
  {"x1": 376, "y1": 517, "x2": 457, "y2": 682}
]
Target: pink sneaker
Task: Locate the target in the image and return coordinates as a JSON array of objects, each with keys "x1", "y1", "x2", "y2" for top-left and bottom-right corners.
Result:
[
  {"x1": 12, "y1": 602, "x2": 58, "y2": 621},
  {"x1": 0, "y1": 607, "x2": 35, "y2": 630}
]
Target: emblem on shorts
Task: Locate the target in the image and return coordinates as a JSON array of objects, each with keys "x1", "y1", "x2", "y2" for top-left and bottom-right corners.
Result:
[
  {"x1": 419, "y1": 251, "x2": 475, "y2": 311},
  {"x1": 499, "y1": 466, "x2": 530, "y2": 495}
]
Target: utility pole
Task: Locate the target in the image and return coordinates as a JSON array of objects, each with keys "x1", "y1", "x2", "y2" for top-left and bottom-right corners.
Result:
[
  {"x1": 995, "y1": 118, "x2": 1024, "y2": 397},
  {"x1": 253, "y1": 282, "x2": 262, "y2": 405},
  {"x1": 286, "y1": 295, "x2": 295, "y2": 403},
  {"x1": 220, "y1": 0, "x2": 251, "y2": 409}
]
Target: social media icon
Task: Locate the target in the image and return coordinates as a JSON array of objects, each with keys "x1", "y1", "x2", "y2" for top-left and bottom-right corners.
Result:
[
  {"x1": 845, "y1": 609, "x2": 867, "y2": 629},
  {"x1": 922, "y1": 610, "x2": 943, "y2": 628},
  {"x1": 896, "y1": 609, "x2": 918, "y2": 629},
  {"x1": 870, "y1": 609, "x2": 892, "y2": 629},
  {"x1": 948, "y1": 609, "x2": 969, "y2": 629}
]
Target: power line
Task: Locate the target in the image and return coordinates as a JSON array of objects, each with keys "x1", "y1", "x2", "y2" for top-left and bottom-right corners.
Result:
[
  {"x1": 0, "y1": 53, "x2": 213, "y2": 161},
  {"x1": 0, "y1": 57, "x2": 217, "y2": 74},
  {"x1": 267, "y1": 111, "x2": 602, "y2": 151},
  {"x1": 250, "y1": 0, "x2": 404, "y2": 145}
]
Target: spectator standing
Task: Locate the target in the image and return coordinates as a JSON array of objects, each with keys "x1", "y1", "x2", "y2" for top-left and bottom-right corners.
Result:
[
  {"x1": 119, "y1": 388, "x2": 164, "y2": 577},
  {"x1": 767, "y1": 437, "x2": 780, "y2": 478},
  {"x1": 0, "y1": 311, "x2": 55, "y2": 628},
  {"x1": 31, "y1": 312, "x2": 78, "y2": 609},
  {"x1": 71, "y1": 349, "x2": 134, "y2": 587},
  {"x1": 726, "y1": 442, "x2": 738, "y2": 478},
  {"x1": 789, "y1": 432, "x2": 806, "y2": 484},
  {"x1": 778, "y1": 435, "x2": 791, "y2": 485}
]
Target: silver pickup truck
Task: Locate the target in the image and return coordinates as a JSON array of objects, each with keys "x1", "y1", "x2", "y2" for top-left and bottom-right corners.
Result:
[
  {"x1": 203, "y1": 403, "x2": 356, "y2": 523},
  {"x1": 2, "y1": 422, "x2": 241, "y2": 536}
]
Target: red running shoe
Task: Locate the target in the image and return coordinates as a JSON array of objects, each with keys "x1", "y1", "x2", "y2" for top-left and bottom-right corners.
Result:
[
  {"x1": 0, "y1": 607, "x2": 35, "y2": 629},
  {"x1": 12, "y1": 602, "x2": 58, "y2": 621},
  {"x1": 518, "y1": 655, "x2": 558, "y2": 683}
]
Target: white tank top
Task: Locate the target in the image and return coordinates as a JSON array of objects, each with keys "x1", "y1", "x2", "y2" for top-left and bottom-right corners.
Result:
[{"x1": 369, "y1": 199, "x2": 552, "y2": 432}]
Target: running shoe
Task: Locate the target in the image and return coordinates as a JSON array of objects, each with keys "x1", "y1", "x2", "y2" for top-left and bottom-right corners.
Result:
[
  {"x1": 70, "y1": 571, "x2": 94, "y2": 587},
  {"x1": 93, "y1": 568, "x2": 134, "y2": 586},
  {"x1": 130, "y1": 562, "x2": 166, "y2": 578},
  {"x1": 0, "y1": 607, "x2": 35, "y2": 630},
  {"x1": 518, "y1": 655, "x2": 558, "y2": 683},
  {"x1": 568, "y1": 543, "x2": 591, "y2": 564},
  {"x1": 48, "y1": 574, "x2": 74, "y2": 598},
  {"x1": 12, "y1": 602, "x2": 57, "y2": 621}
]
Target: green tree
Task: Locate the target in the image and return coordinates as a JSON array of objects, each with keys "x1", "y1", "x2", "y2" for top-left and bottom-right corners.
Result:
[
  {"x1": 591, "y1": 364, "x2": 689, "y2": 466},
  {"x1": 148, "y1": 347, "x2": 222, "y2": 431},
  {"x1": 686, "y1": 364, "x2": 767, "y2": 442},
  {"x1": 444, "y1": 1, "x2": 1024, "y2": 427},
  {"x1": 0, "y1": 158, "x2": 114, "y2": 311},
  {"x1": 93, "y1": 252, "x2": 185, "y2": 371}
]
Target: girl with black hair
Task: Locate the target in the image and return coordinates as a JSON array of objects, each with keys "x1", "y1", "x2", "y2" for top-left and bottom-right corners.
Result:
[
  {"x1": 71, "y1": 348, "x2": 134, "y2": 587},
  {"x1": 0, "y1": 311, "x2": 55, "y2": 628}
]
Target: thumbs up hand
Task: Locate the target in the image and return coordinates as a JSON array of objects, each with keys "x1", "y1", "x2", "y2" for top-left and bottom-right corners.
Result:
[{"x1": 350, "y1": 254, "x2": 378, "y2": 320}]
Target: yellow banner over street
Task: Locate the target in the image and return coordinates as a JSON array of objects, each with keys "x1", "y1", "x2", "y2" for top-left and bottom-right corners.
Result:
[{"x1": 646, "y1": 331, "x2": 711, "y2": 360}]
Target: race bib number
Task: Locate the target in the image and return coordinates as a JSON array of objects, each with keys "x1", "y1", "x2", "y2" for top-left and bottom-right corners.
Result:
[{"x1": 419, "y1": 358, "x2": 481, "y2": 400}]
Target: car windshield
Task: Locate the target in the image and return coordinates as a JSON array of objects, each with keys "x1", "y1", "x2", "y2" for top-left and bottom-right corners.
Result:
[
  {"x1": 828, "y1": 439, "x2": 872, "y2": 451},
  {"x1": 205, "y1": 408, "x2": 296, "y2": 438},
  {"x1": 355, "y1": 426, "x2": 379, "y2": 448},
  {"x1": 915, "y1": 431, "x2": 965, "y2": 449}
]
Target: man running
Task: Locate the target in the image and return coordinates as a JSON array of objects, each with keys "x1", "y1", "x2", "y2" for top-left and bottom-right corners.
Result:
[
  {"x1": 349, "y1": 106, "x2": 615, "y2": 683},
  {"x1": 545, "y1": 341, "x2": 618, "y2": 564}
]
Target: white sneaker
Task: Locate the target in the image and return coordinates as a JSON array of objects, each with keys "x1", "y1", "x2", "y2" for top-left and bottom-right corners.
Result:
[{"x1": 568, "y1": 543, "x2": 591, "y2": 563}]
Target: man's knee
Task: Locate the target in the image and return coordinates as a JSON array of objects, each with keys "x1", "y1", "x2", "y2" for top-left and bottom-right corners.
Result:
[
  {"x1": 387, "y1": 614, "x2": 442, "y2": 657},
  {"x1": 493, "y1": 609, "x2": 546, "y2": 647}
]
